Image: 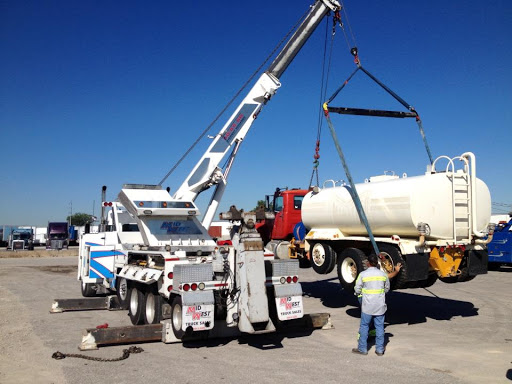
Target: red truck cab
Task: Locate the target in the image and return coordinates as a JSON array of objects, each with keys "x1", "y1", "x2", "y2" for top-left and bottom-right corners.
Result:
[{"x1": 256, "y1": 188, "x2": 308, "y2": 245}]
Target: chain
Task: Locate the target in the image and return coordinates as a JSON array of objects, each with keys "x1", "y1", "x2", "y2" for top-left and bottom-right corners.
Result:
[{"x1": 52, "y1": 346, "x2": 144, "y2": 362}]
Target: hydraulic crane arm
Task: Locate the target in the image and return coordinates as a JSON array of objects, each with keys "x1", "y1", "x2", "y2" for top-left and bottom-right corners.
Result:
[{"x1": 173, "y1": 0, "x2": 341, "y2": 225}]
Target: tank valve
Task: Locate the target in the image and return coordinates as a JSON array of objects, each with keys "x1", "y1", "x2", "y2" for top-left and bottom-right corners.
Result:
[{"x1": 417, "y1": 222, "x2": 430, "y2": 246}]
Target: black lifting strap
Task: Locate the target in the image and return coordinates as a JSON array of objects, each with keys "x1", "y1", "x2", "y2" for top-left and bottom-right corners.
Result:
[{"x1": 325, "y1": 59, "x2": 434, "y2": 164}]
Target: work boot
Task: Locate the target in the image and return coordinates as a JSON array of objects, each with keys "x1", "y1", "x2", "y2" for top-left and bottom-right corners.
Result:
[{"x1": 352, "y1": 348, "x2": 368, "y2": 356}]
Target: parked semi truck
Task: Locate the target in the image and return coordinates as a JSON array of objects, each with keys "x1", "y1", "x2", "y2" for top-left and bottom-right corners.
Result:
[
  {"x1": 487, "y1": 214, "x2": 512, "y2": 268},
  {"x1": 7, "y1": 227, "x2": 34, "y2": 250},
  {"x1": 257, "y1": 153, "x2": 492, "y2": 291},
  {"x1": 46, "y1": 222, "x2": 69, "y2": 250},
  {"x1": 78, "y1": 0, "x2": 343, "y2": 340}
]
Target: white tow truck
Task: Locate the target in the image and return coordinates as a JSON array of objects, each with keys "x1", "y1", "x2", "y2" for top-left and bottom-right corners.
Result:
[{"x1": 77, "y1": 0, "x2": 342, "y2": 341}]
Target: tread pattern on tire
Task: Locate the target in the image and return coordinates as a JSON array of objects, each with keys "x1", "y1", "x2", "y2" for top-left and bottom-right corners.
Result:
[{"x1": 310, "y1": 242, "x2": 336, "y2": 275}]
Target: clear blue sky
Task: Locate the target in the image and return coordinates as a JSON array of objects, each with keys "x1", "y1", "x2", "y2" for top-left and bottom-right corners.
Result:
[{"x1": 1, "y1": 0, "x2": 511, "y2": 226}]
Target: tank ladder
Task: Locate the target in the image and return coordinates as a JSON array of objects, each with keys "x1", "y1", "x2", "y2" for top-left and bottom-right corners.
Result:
[
  {"x1": 434, "y1": 156, "x2": 472, "y2": 243},
  {"x1": 452, "y1": 171, "x2": 472, "y2": 242}
]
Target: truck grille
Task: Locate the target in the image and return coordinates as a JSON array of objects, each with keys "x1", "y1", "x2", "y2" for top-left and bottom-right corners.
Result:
[{"x1": 50, "y1": 240, "x2": 64, "y2": 250}]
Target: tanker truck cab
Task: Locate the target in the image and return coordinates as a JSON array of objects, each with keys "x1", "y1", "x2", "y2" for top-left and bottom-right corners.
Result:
[{"x1": 302, "y1": 152, "x2": 492, "y2": 290}]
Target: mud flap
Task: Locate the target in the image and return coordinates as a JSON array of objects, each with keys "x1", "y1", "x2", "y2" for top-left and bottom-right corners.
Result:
[
  {"x1": 403, "y1": 253, "x2": 429, "y2": 281},
  {"x1": 467, "y1": 250, "x2": 488, "y2": 276}
]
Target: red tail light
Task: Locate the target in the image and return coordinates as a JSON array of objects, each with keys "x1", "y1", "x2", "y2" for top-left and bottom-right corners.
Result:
[
  {"x1": 286, "y1": 276, "x2": 292, "y2": 284},
  {"x1": 183, "y1": 284, "x2": 190, "y2": 292},
  {"x1": 292, "y1": 276, "x2": 298, "y2": 283},
  {"x1": 167, "y1": 285, "x2": 173, "y2": 292},
  {"x1": 191, "y1": 283, "x2": 198, "y2": 291},
  {"x1": 167, "y1": 272, "x2": 173, "y2": 279}
]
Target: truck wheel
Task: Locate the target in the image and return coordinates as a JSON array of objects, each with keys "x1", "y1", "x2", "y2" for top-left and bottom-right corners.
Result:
[
  {"x1": 115, "y1": 277, "x2": 130, "y2": 310},
  {"x1": 171, "y1": 295, "x2": 185, "y2": 339},
  {"x1": 336, "y1": 248, "x2": 366, "y2": 291},
  {"x1": 128, "y1": 286, "x2": 146, "y2": 325},
  {"x1": 378, "y1": 244, "x2": 407, "y2": 290},
  {"x1": 144, "y1": 289, "x2": 163, "y2": 324},
  {"x1": 310, "y1": 242, "x2": 336, "y2": 274},
  {"x1": 81, "y1": 281, "x2": 96, "y2": 297}
]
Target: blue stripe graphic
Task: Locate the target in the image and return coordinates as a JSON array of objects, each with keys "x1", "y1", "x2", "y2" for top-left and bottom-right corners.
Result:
[{"x1": 90, "y1": 257, "x2": 114, "y2": 278}]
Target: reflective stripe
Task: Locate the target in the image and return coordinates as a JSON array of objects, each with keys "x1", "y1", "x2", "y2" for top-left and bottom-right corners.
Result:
[
  {"x1": 362, "y1": 276, "x2": 387, "y2": 282},
  {"x1": 361, "y1": 288, "x2": 385, "y2": 294}
]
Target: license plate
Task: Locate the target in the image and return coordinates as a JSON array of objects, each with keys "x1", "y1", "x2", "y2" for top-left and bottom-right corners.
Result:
[
  {"x1": 276, "y1": 295, "x2": 303, "y2": 321},
  {"x1": 183, "y1": 304, "x2": 214, "y2": 331}
]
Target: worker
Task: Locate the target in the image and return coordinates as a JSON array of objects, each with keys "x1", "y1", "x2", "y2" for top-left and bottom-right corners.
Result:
[
  {"x1": 357, "y1": 260, "x2": 402, "y2": 338},
  {"x1": 352, "y1": 253, "x2": 395, "y2": 356}
]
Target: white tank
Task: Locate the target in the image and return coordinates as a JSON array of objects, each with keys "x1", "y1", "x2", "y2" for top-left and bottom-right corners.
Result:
[{"x1": 302, "y1": 171, "x2": 491, "y2": 240}]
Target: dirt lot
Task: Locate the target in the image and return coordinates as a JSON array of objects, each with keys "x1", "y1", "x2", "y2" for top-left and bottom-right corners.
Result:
[
  {"x1": 0, "y1": 255, "x2": 511, "y2": 384},
  {"x1": 0, "y1": 248, "x2": 78, "y2": 259}
]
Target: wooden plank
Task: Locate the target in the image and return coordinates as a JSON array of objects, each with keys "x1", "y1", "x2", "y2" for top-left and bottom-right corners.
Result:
[
  {"x1": 78, "y1": 312, "x2": 332, "y2": 350},
  {"x1": 80, "y1": 324, "x2": 163, "y2": 350},
  {"x1": 50, "y1": 296, "x2": 121, "y2": 313}
]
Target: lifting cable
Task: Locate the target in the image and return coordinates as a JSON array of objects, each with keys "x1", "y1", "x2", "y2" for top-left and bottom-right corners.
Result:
[
  {"x1": 325, "y1": 48, "x2": 434, "y2": 165},
  {"x1": 319, "y1": 1, "x2": 434, "y2": 257},
  {"x1": 309, "y1": 13, "x2": 333, "y2": 188},
  {"x1": 309, "y1": 8, "x2": 344, "y2": 188},
  {"x1": 158, "y1": 7, "x2": 312, "y2": 187}
]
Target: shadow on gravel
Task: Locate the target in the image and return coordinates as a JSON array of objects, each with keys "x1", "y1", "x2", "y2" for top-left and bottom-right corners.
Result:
[
  {"x1": 302, "y1": 277, "x2": 479, "y2": 325},
  {"x1": 182, "y1": 328, "x2": 315, "y2": 350},
  {"x1": 301, "y1": 277, "x2": 358, "y2": 309},
  {"x1": 344, "y1": 290, "x2": 478, "y2": 326}
]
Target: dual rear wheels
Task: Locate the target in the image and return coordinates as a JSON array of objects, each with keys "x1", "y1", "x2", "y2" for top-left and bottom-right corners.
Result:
[
  {"x1": 128, "y1": 285, "x2": 163, "y2": 325},
  {"x1": 309, "y1": 242, "x2": 407, "y2": 291}
]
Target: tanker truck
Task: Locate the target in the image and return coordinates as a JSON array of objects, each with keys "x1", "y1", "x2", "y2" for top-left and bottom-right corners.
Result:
[{"x1": 301, "y1": 152, "x2": 492, "y2": 290}]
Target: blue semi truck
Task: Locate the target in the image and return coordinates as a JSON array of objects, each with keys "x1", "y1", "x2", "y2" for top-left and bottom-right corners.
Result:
[{"x1": 487, "y1": 214, "x2": 512, "y2": 268}]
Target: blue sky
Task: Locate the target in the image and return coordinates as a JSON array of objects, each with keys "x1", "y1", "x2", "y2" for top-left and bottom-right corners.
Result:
[{"x1": 1, "y1": 0, "x2": 511, "y2": 226}]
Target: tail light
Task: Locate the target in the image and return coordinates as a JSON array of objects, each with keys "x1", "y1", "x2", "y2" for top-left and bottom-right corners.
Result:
[
  {"x1": 167, "y1": 272, "x2": 173, "y2": 279},
  {"x1": 279, "y1": 276, "x2": 299, "y2": 284},
  {"x1": 191, "y1": 283, "x2": 198, "y2": 291},
  {"x1": 183, "y1": 284, "x2": 190, "y2": 292},
  {"x1": 167, "y1": 285, "x2": 173, "y2": 292}
]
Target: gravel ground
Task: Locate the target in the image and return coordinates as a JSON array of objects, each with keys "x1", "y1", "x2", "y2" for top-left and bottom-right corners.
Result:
[{"x1": 0, "y1": 256, "x2": 511, "y2": 384}]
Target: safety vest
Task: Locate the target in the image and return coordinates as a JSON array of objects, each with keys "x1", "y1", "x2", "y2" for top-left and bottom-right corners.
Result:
[{"x1": 354, "y1": 267, "x2": 390, "y2": 316}]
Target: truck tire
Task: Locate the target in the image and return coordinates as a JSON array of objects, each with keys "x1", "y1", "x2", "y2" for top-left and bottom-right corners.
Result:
[
  {"x1": 310, "y1": 242, "x2": 336, "y2": 274},
  {"x1": 171, "y1": 295, "x2": 185, "y2": 339},
  {"x1": 378, "y1": 244, "x2": 408, "y2": 290},
  {"x1": 336, "y1": 248, "x2": 367, "y2": 291},
  {"x1": 144, "y1": 289, "x2": 163, "y2": 324},
  {"x1": 81, "y1": 281, "x2": 96, "y2": 297},
  {"x1": 128, "y1": 286, "x2": 146, "y2": 325},
  {"x1": 115, "y1": 277, "x2": 130, "y2": 310}
]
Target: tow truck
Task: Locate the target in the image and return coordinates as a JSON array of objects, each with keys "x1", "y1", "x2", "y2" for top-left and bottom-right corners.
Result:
[{"x1": 67, "y1": 0, "x2": 342, "y2": 344}]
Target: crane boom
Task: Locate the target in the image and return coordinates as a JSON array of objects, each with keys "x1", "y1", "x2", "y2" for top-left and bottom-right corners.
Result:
[{"x1": 173, "y1": 0, "x2": 341, "y2": 227}]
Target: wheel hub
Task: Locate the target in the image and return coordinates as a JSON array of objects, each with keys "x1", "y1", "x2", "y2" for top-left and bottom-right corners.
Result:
[{"x1": 341, "y1": 257, "x2": 356, "y2": 283}]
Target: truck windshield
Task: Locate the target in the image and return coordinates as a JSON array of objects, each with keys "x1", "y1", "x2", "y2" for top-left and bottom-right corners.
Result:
[
  {"x1": 146, "y1": 217, "x2": 203, "y2": 235},
  {"x1": 274, "y1": 196, "x2": 283, "y2": 212},
  {"x1": 49, "y1": 233, "x2": 67, "y2": 240}
]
